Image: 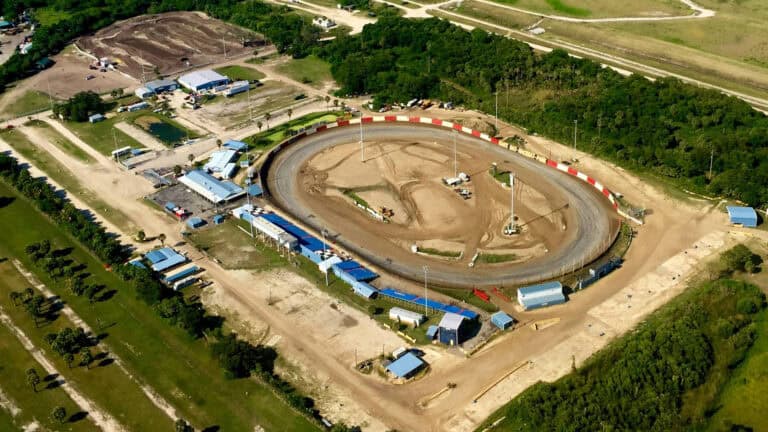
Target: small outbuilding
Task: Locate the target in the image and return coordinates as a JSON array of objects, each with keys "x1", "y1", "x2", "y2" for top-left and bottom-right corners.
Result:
[
  {"x1": 223, "y1": 139, "x2": 248, "y2": 151},
  {"x1": 726, "y1": 206, "x2": 758, "y2": 228},
  {"x1": 145, "y1": 79, "x2": 179, "y2": 93},
  {"x1": 213, "y1": 215, "x2": 225, "y2": 225},
  {"x1": 426, "y1": 325, "x2": 438, "y2": 340},
  {"x1": 186, "y1": 217, "x2": 206, "y2": 229},
  {"x1": 389, "y1": 307, "x2": 426, "y2": 327},
  {"x1": 517, "y1": 281, "x2": 565, "y2": 310},
  {"x1": 438, "y1": 313, "x2": 466, "y2": 346},
  {"x1": 88, "y1": 113, "x2": 105, "y2": 123},
  {"x1": 490, "y1": 311, "x2": 515, "y2": 330},
  {"x1": 135, "y1": 87, "x2": 154, "y2": 99},
  {"x1": 144, "y1": 247, "x2": 187, "y2": 272},
  {"x1": 386, "y1": 352, "x2": 425, "y2": 379}
]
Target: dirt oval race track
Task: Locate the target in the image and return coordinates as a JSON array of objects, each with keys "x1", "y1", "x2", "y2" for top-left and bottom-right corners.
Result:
[{"x1": 265, "y1": 123, "x2": 621, "y2": 288}]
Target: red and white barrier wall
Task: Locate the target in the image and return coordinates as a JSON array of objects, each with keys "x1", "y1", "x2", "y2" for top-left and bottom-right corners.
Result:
[{"x1": 307, "y1": 115, "x2": 639, "y2": 223}]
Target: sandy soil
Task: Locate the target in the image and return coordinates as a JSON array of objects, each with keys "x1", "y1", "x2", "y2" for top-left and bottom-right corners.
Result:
[
  {"x1": 0, "y1": 45, "x2": 135, "y2": 115},
  {"x1": 2, "y1": 99, "x2": 736, "y2": 432},
  {"x1": 78, "y1": 12, "x2": 257, "y2": 80},
  {"x1": 300, "y1": 138, "x2": 569, "y2": 269}
]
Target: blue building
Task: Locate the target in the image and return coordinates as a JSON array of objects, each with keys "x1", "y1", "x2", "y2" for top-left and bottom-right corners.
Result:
[
  {"x1": 178, "y1": 70, "x2": 229, "y2": 91},
  {"x1": 178, "y1": 170, "x2": 245, "y2": 203},
  {"x1": 517, "y1": 281, "x2": 565, "y2": 310},
  {"x1": 145, "y1": 79, "x2": 179, "y2": 93},
  {"x1": 726, "y1": 206, "x2": 758, "y2": 228},
  {"x1": 144, "y1": 248, "x2": 187, "y2": 272},
  {"x1": 223, "y1": 139, "x2": 248, "y2": 151},
  {"x1": 386, "y1": 352, "x2": 425, "y2": 379},
  {"x1": 438, "y1": 313, "x2": 466, "y2": 346},
  {"x1": 490, "y1": 311, "x2": 515, "y2": 330}
]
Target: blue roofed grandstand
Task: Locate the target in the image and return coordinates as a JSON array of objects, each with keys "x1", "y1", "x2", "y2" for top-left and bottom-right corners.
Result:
[{"x1": 378, "y1": 287, "x2": 478, "y2": 320}]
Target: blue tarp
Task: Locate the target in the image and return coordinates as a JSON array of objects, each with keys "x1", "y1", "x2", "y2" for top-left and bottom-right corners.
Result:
[
  {"x1": 128, "y1": 259, "x2": 147, "y2": 270},
  {"x1": 386, "y1": 352, "x2": 425, "y2": 378},
  {"x1": 223, "y1": 140, "x2": 248, "y2": 151},
  {"x1": 186, "y1": 217, "x2": 206, "y2": 228},
  {"x1": 379, "y1": 288, "x2": 478, "y2": 320}
]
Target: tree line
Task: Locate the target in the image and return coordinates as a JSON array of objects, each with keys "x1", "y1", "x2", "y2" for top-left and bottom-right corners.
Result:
[
  {"x1": 317, "y1": 17, "x2": 768, "y2": 207},
  {"x1": 484, "y1": 245, "x2": 767, "y2": 431},
  {"x1": 0, "y1": 153, "x2": 358, "y2": 429}
]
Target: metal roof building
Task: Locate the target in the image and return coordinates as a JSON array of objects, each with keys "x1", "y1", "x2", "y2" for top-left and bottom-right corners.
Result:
[
  {"x1": 178, "y1": 70, "x2": 229, "y2": 91},
  {"x1": 389, "y1": 307, "x2": 425, "y2": 327},
  {"x1": 223, "y1": 139, "x2": 248, "y2": 151},
  {"x1": 491, "y1": 311, "x2": 515, "y2": 330},
  {"x1": 517, "y1": 281, "x2": 565, "y2": 310},
  {"x1": 438, "y1": 313, "x2": 466, "y2": 346},
  {"x1": 135, "y1": 87, "x2": 153, "y2": 99},
  {"x1": 178, "y1": 170, "x2": 245, "y2": 203},
  {"x1": 386, "y1": 352, "x2": 425, "y2": 379},
  {"x1": 186, "y1": 217, "x2": 206, "y2": 229},
  {"x1": 144, "y1": 248, "x2": 187, "y2": 272},
  {"x1": 204, "y1": 149, "x2": 238, "y2": 173},
  {"x1": 726, "y1": 206, "x2": 758, "y2": 228},
  {"x1": 145, "y1": 79, "x2": 179, "y2": 93}
]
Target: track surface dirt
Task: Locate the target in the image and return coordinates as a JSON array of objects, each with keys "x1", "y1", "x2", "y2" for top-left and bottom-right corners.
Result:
[{"x1": 266, "y1": 123, "x2": 621, "y2": 288}]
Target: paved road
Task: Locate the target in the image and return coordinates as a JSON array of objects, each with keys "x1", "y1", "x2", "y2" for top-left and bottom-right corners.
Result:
[{"x1": 266, "y1": 123, "x2": 620, "y2": 288}]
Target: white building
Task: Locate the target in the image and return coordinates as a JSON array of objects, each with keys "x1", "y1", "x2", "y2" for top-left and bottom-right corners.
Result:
[{"x1": 312, "y1": 16, "x2": 336, "y2": 30}]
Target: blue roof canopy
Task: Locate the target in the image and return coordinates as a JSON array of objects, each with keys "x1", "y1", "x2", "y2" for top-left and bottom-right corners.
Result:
[
  {"x1": 386, "y1": 352, "x2": 425, "y2": 378},
  {"x1": 223, "y1": 140, "x2": 248, "y2": 151}
]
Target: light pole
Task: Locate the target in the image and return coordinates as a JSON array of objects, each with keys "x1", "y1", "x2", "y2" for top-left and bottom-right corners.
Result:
[
  {"x1": 494, "y1": 90, "x2": 499, "y2": 133},
  {"x1": 245, "y1": 178, "x2": 254, "y2": 238},
  {"x1": 422, "y1": 265, "x2": 429, "y2": 316},
  {"x1": 322, "y1": 228, "x2": 329, "y2": 286},
  {"x1": 509, "y1": 172, "x2": 515, "y2": 232}
]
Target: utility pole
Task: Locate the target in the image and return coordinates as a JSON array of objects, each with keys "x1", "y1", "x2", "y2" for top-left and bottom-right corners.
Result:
[
  {"x1": 222, "y1": 36, "x2": 227, "y2": 58},
  {"x1": 510, "y1": 172, "x2": 515, "y2": 232},
  {"x1": 494, "y1": 90, "x2": 499, "y2": 133},
  {"x1": 422, "y1": 265, "x2": 429, "y2": 316},
  {"x1": 46, "y1": 77, "x2": 54, "y2": 112},
  {"x1": 322, "y1": 228, "x2": 329, "y2": 286},
  {"x1": 247, "y1": 85, "x2": 253, "y2": 125},
  {"x1": 359, "y1": 117, "x2": 364, "y2": 162},
  {"x1": 573, "y1": 120, "x2": 578, "y2": 157},
  {"x1": 453, "y1": 130, "x2": 457, "y2": 178},
  {"x1": 112, "y1": 129, "x2": 119, "y2": 163}
]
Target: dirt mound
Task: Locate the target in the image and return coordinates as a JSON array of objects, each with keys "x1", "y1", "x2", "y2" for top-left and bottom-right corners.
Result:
[
  {"x1": 78, "y1": 12, "x2": 258, "y2": 80},
  {"x1": 453, "y1": 117, "x2": 496, "y2": 136}
]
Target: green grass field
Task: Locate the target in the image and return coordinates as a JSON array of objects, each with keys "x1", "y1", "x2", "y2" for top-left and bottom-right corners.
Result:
[
  {"x1": 489, "y1": 0, "x2": 685, "y2": 18},
  {"x1": 0, "y1": 263, "x2": 174, "y2": 431},
  {"x1": 0, "y1": 91, "x2": 56, "y2": 119},
  {"x1": 275, "y1": 56, "x2": 333, "y2": 88},
  {"x1": 419, "y1": 247, "x2": 462, "y2": 258},
  {"x1": 32, "y1": 7, "x2": 73, "y2": 25},
  {"x1": 0, "y1": 181, "x2": 318, "y2": 431},
  {"x1": 0, "y1": 315, "x2": 100, "y2": 432},
  {"x1": 63, "y1": 116, "x2": 143, "y2": 156},
  {"x1": 214, "y1": 65, "x2": 266, "y2": 82},
  {"x1": 244, "y1": 111, "x2": 340, "y2": 150},
  {"x1": 0, "y1": 129, "x2": 136, "y2": 233},
  {"x1": 477, "y1": 252, "x2": 518, "y2": 264},
  {"x1": 189, "y1": 220, "x2": 286, "y2": 270},
  {"x1": 24, "y1": 120, "x2": 94, "y2": 163}
]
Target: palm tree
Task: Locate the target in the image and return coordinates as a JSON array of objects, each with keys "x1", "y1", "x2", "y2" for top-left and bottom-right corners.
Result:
[
  {"x1": 257, "y1": 120, "x2": 263, "y2": 132},
  {"x1": 137, "y1": 230, "x2": 146, "y2": 242},
  {"x1": 187, "y1": 153, "x2": 195, "y2": 165},
  {"x1": 64, "y1": 353, "x2": 74, "y2": 369},
  {"x1": 26, "y1": 368, "x2": 40, "y2": 392},
  {"x1": 287, "y1": 108, "x2": 293, "y2": 121},
  {"x1": 80, "y1": 348, "x2": 93, "y2": 370},
  {"x1": 264, "y1": 112, "x2": 271, "y2": 129},
  {"x1": 23, "y1": 287, "x2": 34, "y2": 302},
  {"x1": 216, "y1": 139, "x2": 222, "y2": 149},
  {"x1": 52, "y1": 406, "x2": 67, "y2": 424},
  {"x1": 333, "y1": 99, "x2": 339, "y2": 110},
  {"x1": 325, "y1": 95, "x2": 330, "y2": 111},
  {"x1": 9, "y1": 291, "x2": 20, "y2": 306},
  {"x1": 158, "y1": 233, "x2": 166, "y2": 246}
]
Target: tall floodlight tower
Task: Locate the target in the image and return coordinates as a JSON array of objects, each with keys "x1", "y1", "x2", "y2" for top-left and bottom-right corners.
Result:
[
  {"x1": 322, "y1": 228, "x2": 329, "y2": 286},
  {"x1": 245, "y1": 178, "x2": 254, "y2": 238}
]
